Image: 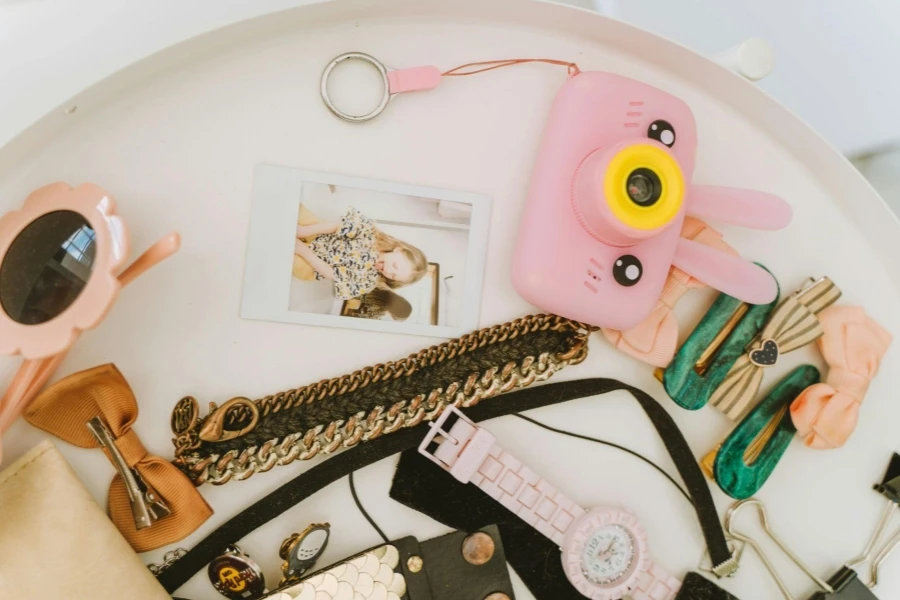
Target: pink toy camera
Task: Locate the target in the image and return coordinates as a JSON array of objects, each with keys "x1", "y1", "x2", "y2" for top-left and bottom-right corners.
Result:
[{"x1": 513, "y1": 71, "x2": 791, "y2": 330}]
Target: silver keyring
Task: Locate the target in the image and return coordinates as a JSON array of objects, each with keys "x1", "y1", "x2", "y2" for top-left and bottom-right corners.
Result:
[{"x1": 321, "y1": 52, "x2": 391, "y2": 123}]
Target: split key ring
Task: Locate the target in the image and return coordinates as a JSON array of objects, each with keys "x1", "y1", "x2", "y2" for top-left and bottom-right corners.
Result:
[{"x1": 320, "y1": 52, "x2": 442, "y2": 122}]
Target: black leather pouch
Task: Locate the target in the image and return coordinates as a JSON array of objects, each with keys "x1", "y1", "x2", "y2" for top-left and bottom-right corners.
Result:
[
  {"x1": 418, "y1": 526, "x2": 515, "y2": 600},
  {"x1": 259, "y1": 525, "x2": 514, "y2": 600}
]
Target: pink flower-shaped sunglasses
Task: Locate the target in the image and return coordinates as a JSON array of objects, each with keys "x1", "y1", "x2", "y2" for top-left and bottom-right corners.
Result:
[{"x1": 0, "y1": 182, "x2": 179, "y2": 459}]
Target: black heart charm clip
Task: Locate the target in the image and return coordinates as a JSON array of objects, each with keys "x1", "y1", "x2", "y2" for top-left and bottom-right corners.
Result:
[{"x1": 749, "y1": 339, "x2": 780, "y2": 367}]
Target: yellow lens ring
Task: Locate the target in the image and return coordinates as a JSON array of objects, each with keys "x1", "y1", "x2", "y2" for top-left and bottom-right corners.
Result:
[{"x1": 603, "y1": 144, "x2": 685, "y2": 231}]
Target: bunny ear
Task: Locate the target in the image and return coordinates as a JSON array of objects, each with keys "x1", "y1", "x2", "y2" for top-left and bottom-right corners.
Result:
[
  {"x1": 689, "y1": 185, "x2": 792, "y2": 230},
  {"x1": 673, "y1": 238, "x2": 778, "y2": 304}
]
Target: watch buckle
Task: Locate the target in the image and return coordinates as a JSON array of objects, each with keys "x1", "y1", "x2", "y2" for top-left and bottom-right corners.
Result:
[
  {"x1": 419, "y1": 405, "x2": 471, "y2": 470},
  {"x1": 419, "y1": 405, "x2": 495, "y2": 484}
]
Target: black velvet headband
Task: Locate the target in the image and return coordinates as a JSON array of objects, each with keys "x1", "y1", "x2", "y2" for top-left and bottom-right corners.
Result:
[{"x1": 158, "y1": 378, "x2": 735, "y2": 595}]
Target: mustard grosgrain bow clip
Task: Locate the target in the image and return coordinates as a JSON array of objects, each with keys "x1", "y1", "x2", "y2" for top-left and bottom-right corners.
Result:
[{"x1": 23, "y1": 364, "x2": 212, "y2": 552}]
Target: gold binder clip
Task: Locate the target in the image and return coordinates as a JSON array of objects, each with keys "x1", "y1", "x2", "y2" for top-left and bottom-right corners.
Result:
[{"x1": 725, "y1": 499, "x2": 833, "y2": 599}]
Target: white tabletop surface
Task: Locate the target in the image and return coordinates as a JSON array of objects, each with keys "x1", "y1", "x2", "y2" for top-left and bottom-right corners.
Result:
[
  {"x1": 4, "y1": 0, "x2": 899, "y2": 157},
  {"x1": 1, "y1": 2, "x2": 899, "y2": 599}
]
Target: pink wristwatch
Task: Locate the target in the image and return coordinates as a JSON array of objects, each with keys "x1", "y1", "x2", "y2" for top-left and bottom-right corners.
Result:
[{"x1": 419, "y1": 406, "x2": 681, "y2": 600}]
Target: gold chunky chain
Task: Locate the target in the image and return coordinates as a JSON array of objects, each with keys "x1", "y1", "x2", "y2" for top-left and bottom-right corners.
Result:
[{"x1": 172, "y1": 314, "x2": 591, "y2": 485}]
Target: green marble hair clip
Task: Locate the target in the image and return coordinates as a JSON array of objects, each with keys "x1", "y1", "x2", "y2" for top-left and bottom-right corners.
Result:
[
  {"x1": 658, "y1": 272, "x2": 840, "y2": 422},
  {"x1": 655, "y1": 264, "x2": 779, "y2": 412},
  {"x1": 709, "y1": 364, "x2": 820, "y2": 500}
]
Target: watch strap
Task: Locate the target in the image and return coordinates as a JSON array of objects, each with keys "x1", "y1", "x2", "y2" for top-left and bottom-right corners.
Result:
[
  {"x1": 390, "y1": 380, "x2": 737, "y2": 599},
  {"x1": 420, "y1": 405, "x2": 586, "y2": 546},
  {"x1": 632, "y1": 562, "x2": 681, "y2": 600}
]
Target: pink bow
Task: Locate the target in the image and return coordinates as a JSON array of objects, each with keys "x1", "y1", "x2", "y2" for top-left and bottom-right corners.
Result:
[
  {"x1": 790, "y1": 306, "x2": 892, "y2": 449},
  {"x1": 602, "y1": 217, "x2": 738, "y2": 367}
]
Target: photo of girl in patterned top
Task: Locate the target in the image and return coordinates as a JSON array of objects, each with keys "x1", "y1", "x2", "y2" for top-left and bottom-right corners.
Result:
[{"x1": 294, "y1": 206, "x2": 428, "y2": 300}]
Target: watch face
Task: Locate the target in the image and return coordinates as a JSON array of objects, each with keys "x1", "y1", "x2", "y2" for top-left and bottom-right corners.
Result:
[
  {"x1": 580, "y1": 524, "x2": 635, "y2": 584},
  {"x1": 562, "y1": 508, "x2": 651, "y2": 600}
]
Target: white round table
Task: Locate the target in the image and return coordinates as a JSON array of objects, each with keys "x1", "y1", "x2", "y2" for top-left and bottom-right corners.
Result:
[{"x1": 2, "y1": 1, "x2": 899, "y2": 599}]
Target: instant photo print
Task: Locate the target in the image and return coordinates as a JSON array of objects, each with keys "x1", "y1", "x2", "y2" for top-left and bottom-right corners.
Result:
[{"x1": 241, "y1": 165, "x2": 491, "y2": 338}]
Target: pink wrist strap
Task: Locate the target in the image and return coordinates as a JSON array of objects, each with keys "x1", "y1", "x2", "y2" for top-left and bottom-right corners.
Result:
[
  {"x1": 387, "y1": 58, "x2": 579, "y2": 95},
  {"x1": 387, "y1": 66, "x2": 442, "y2": 94},
  {"x1": 790, "y1": 305, "x2": 892, "y2": 449},
  {"x1": 632, "y1": 564, "x2": 681, "y2": 600},
  {"x1": 421, "y1": 407, "x2": 681, "y2": 600},
  {"x1": 423, "y1": 406, "x2": 584, "y2": 546}
]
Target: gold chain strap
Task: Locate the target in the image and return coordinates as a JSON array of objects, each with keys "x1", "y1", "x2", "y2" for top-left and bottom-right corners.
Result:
[
  {"x1": 252, "y1": 313, "x2": 583, "y2": 416},
  {"x1": 172, "y1": 314, "x2": 591, "y2": 485}
]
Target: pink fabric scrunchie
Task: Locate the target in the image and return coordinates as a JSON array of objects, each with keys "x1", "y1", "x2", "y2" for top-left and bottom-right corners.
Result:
[
  {"x1": 790, "y1": 306, "x2": 892, "y2": 449},
  {"x1": 602, "y1": 217, "x2": 738, "y2": 368}
]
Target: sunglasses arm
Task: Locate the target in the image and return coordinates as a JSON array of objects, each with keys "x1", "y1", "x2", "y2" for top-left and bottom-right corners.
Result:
[
  {"x1": 117, "y1": 232, "x2": 181, "y2": 287},
  {"x1": 0, "y1": 232, "x2": 181, "y2": 461},
  {"x1": 0, "y1": 231, "x2": 180, "y2": 458},
  {"x1": 0, "y1": 353, "x2": 67, "y2": 461}
]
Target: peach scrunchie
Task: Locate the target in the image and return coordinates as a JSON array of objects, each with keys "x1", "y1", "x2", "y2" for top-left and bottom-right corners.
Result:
[
  {"x1": 790, "y1": 306, "x2": 892, "y2": 449},
  {"x1": 602, "y1": 217, "x2": 738, "y2": 367}
]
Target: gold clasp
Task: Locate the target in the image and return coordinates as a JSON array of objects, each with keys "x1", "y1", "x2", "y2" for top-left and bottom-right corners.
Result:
[{"x1": 198, "y1": 397, "x2": 260, "y2": 442}]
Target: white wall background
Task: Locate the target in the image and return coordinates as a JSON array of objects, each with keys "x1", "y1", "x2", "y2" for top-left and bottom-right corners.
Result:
[
  {"x1": 300, "y1": 182, "x2": 471, "y2": 326},
  {"x1": 558, "y1": 0, "x2": 900, "y2": 157},
  {"x1": 1, "y1": 0, "x2": 897, "y2": 158}
]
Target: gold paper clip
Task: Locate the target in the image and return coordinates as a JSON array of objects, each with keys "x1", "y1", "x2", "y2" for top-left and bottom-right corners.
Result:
[
  {"x1": 844, "y1": 459, "x2": 900, "y2": 589},
  {"x1": 725, "y1": 499, "x2": 833, "y2": 600},
  {"x1": 845, "y1": 500, "x2": 900, "y2": 589}
]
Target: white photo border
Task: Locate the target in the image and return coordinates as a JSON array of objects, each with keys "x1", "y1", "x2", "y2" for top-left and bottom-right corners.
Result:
[{"x1": 240, "y1": 164, "x2": 492, "y2": 338}]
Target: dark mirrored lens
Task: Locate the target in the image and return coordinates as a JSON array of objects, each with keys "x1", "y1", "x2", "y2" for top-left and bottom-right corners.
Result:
[
  {"x1": 627, "y1": 174, "x2": 653, "y2": 203},
  {"x1": 625, "y1": 168, "x2": 662, "y2": 207},
  {"x1": 0, "y1": 210, "x2": 97, "y2": 325}
]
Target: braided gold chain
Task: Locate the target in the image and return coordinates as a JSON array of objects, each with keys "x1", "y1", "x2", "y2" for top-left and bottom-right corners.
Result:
[{"x1": 175, "y1": 314, "x2": 590, "y2": 485}]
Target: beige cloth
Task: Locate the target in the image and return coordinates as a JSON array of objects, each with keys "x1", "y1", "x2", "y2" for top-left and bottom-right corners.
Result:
[{"x1": 0, "y1": 442, "x2": 170, "y2": 599}]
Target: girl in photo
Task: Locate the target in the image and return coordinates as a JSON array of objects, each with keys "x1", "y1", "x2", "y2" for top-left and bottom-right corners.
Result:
[{"x1": 294, "y1": 206, "x2": 428, "y2": 300}]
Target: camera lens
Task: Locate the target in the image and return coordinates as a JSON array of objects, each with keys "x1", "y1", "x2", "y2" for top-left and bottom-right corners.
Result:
[{"x1": 625, "y1": 168, "x2": 662, "y2": 207}]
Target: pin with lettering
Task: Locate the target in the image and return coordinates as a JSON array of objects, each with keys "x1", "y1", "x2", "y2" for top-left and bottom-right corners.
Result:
[{"x1": 208, "y1": 545, "x2": 267, "y2": 600}]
